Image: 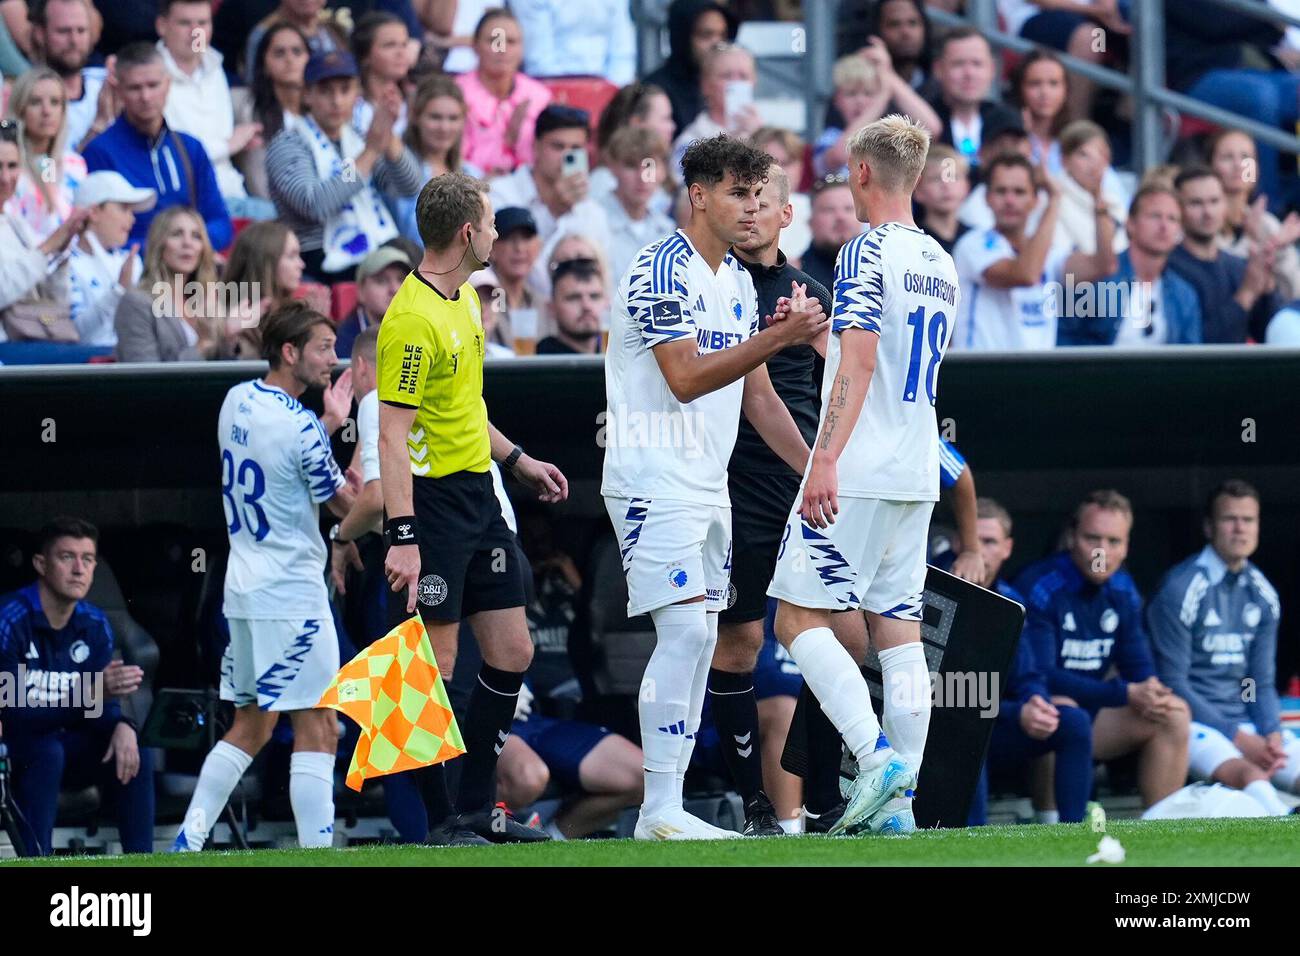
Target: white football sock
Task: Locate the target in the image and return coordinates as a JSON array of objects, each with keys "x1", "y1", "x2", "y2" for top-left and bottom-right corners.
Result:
[
  {"x1": 675, "y1": 611, "x2": 719, "y2": 799},
  {"x1": 1244, "y1": 780, "x2": 1291, "y2": 816},
  {"x1": 788, "y1": 626, "x2": 885, "y2": 768},
  {"x1": 641, "y1": 602, "x2": 711, "y2": 814},
  {"x1": 290, "y1": 751, "x2": 336, "y2": 847},
  {"x1": 1034, "y1": 809, "x2": 1060, "y2": 825},
  {"x1": 879, "y1": 642, "x2": 932, "y2": 774},
  {"x1": 177, "y1": 740, "x2": 253, "y2": 850}
]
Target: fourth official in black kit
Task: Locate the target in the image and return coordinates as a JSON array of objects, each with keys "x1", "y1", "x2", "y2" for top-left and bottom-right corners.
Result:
[{"x1": 706, "y1": 162, "x2": 836, "y2": 835}]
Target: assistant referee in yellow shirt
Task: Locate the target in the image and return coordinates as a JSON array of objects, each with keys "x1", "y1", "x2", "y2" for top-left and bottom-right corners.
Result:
[{"x1": 377, "y1": 172, "x2": 568, "y2": 845}]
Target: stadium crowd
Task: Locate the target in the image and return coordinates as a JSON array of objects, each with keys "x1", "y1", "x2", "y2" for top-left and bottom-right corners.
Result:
[{"x1": 1, "y1": 0, "x2": 1299, "y2": 854}]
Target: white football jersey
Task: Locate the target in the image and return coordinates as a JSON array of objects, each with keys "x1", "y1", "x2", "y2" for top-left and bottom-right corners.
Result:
[
  {"x1": 218, "y1": 380, "x2": 344, "y2": 619},
  {"x1": 822, "y1": 222, "x2": 958, "y2": 501},
  {"x1": 953, "y1": 227, "x2": 1071, "y2": 351},
  {"x1": 601, "y1": 229, "x2": 760, "y2": 506}
]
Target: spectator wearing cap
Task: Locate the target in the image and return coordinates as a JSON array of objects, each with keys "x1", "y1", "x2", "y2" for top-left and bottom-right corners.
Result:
[
  {"x1": 68, "y1": 171, "x2": 153, "y2": 347},
  {"x1": 811, "y1": 43, "x2": 941, "y2": 179},
  {"x1": 512, "y1": 0, "x2": 636, "y2": 87},
  {"x1": 455, "y1": 7, "x2": 552, "y2": 178},
  {"x1": 265, "y1": 48, "x2": 422, "y2": 283},
  {"x1": 156, "y1": 0, "x2": 270, "y2": 221},
  {"x1": 535, "y1": 257, "x2": 606, "y2": 355},
  {"x1": 334, "y1": 244, "x2": 412, "y2": 358},
  {"x1": 471, "y1": 206, "x2": 541, "y2": 354},
  {"x1": 597, "y1": 126, "x2": 676, "y2": 284},
  {"x1": 243, "y1": 0, "x2": 347, "y2": 87},
  {"x1": 489, "y1": 104, "x2": 611, "y2": 300},
  {"x1": 82, "y1": 42, "x2": 233, "y2": 251},
  {"x1": 3, "y1": 65, "x2": 87, "y2": 240},
  {"x1": 644, "y1": 0, "x2": 738, "y2": 133},
  {"x1": 925, "y1": 28, "x2": 1021, "y2": 171},
  {"x1": 671, "y1": 44, "x2": 762, "y2": 176}
]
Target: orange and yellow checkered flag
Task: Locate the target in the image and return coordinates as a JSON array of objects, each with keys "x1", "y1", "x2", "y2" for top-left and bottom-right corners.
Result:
[{"x1": 316, "y1": 615, "x2": 465, "y2": 791}]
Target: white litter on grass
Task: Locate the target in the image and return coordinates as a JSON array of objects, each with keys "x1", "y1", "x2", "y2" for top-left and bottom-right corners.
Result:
[{"x1": 1086, "y1": 835, "x2": 1126, "y2": 865}]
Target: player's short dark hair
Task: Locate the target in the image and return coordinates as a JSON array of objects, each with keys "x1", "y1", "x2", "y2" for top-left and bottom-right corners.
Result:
[
  {"x1": 680, "y1": 134, "x2": 772, "y2": 190},
  {"x1": 1174, "y1": 164, "x2": 1220, "y2": 193},
  {"x1": 983, "y1": 153, "x2": 1035, "y2": 187},
  {"x1": 550, "y1": 257, "x2": 601, "y2": 292},
  {"x1": 473, "y1": 6, "x2": 516, "y2": 41},
  {"x1": 1073, "y1": 489, "x2": 1133, "y2": 528},
  {"x1": 1205, "y1": 479, "x2": 1260, "y2": 520},
  {"x1": 157, "y1": 0, "x2": 211, "y2": 16},
  {"x1": 114, "y1": 41, "x2": 164, "y2": 75},
  {"x1": 38, "y1": 516, "x2": 98, "y2": 554},
  {"x1": 260, "y1": 301, "x2": 333, "y2": 368},
  {"x1": 352, "y1": 324, "x2": 379, "y2": 364},
  {"x1": 936, "y1": 25, "x2": 990, "y2": 59},
  {"x1": 416, "y1": 172, "x2": 487, "y2": 251}
]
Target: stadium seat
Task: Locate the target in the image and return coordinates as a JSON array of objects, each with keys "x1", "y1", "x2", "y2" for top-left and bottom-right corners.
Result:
[
  {"x1": 87, "y1": 558, "x2": 161, "y2": 730},
  {"x1": 331, "y1": 282, "x2": 359, "y2": 323}
]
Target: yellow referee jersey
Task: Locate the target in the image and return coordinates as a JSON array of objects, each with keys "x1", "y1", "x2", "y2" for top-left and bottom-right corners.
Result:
[{"x1": 377, "y1": 271, "x2": 490, "y2": 477}]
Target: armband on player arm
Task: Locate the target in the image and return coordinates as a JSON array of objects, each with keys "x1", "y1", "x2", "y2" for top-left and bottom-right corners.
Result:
[{"x1": 385, "y1": 516, "x2": 418, "y2": 546}]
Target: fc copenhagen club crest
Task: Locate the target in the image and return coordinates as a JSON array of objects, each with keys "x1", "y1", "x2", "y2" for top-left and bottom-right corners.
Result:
[{"x1": 417, "y1": 574, "x2": 449, "y2": 606}]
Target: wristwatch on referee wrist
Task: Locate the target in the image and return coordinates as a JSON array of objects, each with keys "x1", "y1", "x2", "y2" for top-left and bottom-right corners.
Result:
[
  {"x1": 503, "y1": 444, "x2": 525, "y2": 472},
  {"x1": 329, "y1": 523, "x2": 349, "y2": 546}
]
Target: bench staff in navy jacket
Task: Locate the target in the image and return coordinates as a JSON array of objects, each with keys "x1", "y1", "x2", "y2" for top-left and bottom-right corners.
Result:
[
  {"x1": 0, "y1": 518, "x2": 154, "y2": 856},
  {"x1": 1014, "y1": 489, "x2": 1190, "y2": 809}
]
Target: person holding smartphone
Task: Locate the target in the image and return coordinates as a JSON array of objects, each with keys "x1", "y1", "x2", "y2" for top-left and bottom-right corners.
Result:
[{"x1": 488, "y1": 104, "x2": 612, "y2": 299}]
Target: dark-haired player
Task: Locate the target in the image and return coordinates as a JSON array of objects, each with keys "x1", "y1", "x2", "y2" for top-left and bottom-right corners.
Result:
[
  {"x1": 603, "y1": 134, "x2": 828, "y2": 840},
  {"x1": 174, "y1": 302, "x2": 354, "y2": 851}
]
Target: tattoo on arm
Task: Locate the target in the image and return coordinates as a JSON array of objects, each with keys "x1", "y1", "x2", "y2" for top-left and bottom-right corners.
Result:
[{"x1": 817, "y1": 374, "x2": 851, "y2": 452}]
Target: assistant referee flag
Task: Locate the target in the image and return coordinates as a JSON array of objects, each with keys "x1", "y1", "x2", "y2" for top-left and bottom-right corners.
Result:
[{"x1": 317, "y1": 615, "x2": 465, "y2": 790}]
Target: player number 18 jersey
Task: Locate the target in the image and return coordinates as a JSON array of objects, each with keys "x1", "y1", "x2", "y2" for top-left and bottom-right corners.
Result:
[{"x1": 824, "y1": 222, "x2": 959, "y2": 501}]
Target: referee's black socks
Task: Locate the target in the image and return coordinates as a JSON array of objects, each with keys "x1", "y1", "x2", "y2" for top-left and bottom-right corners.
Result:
[
  {"x1": 802, "y1": 680, "x2": 846, "y2": 815},
  {"x1": 455, "y1": 663, "x2": 525, "y2": 813},
  {"x1": 707, "y1": 668, "x2": 764, "y2": 803}
]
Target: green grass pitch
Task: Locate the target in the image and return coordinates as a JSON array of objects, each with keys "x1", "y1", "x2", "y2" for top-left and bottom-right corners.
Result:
[{"x1": 8, "y1": 818, "x2": 1297, "y2": 867}]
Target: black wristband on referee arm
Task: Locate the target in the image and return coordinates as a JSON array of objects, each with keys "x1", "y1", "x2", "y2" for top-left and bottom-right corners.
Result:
[{"x1": 386, "y1": 516, "x2": 419, "y2": 546}]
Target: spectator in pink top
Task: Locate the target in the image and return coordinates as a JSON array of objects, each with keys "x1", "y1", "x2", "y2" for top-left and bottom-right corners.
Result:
[{"x1": 455, "y1": 7, "x2": 552, "y2": 177}]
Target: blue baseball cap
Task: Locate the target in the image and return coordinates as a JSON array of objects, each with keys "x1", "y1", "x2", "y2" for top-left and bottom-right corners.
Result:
[{"x1": 305, "y1": 50, "x2": 359, "y2": 86}]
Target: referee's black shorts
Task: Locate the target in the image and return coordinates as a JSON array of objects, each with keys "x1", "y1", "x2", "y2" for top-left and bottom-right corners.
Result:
[
  {"x1": 720, "y1": 470, "x2": 802, "y2": 625},
  {"x1": 396, "y1": 470, "x2": 527, "y2": 625}
]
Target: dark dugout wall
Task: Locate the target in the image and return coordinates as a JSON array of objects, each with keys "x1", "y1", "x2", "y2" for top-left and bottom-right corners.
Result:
[{"x1": 2, "y1": 347, "x2": 1298, "y2": 683}]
